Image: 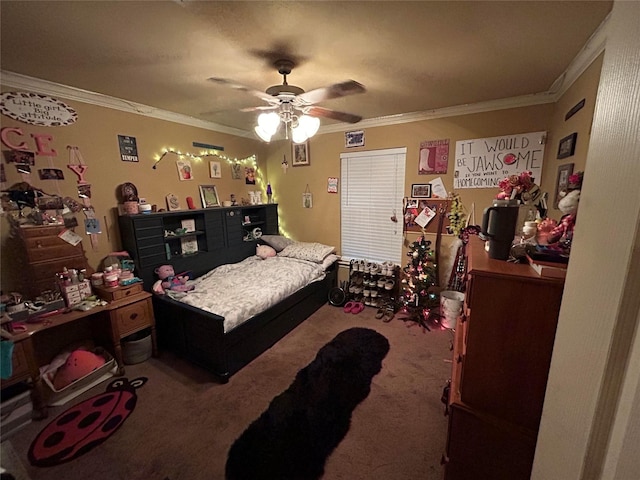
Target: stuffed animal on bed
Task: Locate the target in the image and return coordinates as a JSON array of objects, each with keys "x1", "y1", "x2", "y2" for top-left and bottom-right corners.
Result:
[{"x1": 154, "y1": 264, "x2": 194, "y2": 293}]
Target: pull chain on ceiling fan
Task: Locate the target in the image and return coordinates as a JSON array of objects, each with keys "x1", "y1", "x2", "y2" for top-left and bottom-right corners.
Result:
[{"x1": 208, "y1": 59, "x2": 366, "y2": 143}]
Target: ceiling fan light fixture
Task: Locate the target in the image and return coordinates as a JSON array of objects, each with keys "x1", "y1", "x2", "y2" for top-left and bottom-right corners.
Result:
[
  {"x1": 254, "y1": 125, "x2": 273, "y2": 143},
  {"x1": 291, "y1": 124, "x2": 309, "y2": 144},
  {"x1": 257, "y1": 112, "x2": 280, "y2": 136},
  {"x1": 299, "y1": 115, "x2": 320, "y2": 138}
]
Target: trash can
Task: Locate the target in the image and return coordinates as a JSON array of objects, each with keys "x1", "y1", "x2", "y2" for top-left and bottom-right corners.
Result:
[{"x1": 122, "y1": 329, "x2": 152, "y2": 365}]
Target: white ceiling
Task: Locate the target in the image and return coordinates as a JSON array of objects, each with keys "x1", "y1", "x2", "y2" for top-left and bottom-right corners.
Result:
[{"x1": 0, "y1": 1, "x2": 612, "y2": 137}]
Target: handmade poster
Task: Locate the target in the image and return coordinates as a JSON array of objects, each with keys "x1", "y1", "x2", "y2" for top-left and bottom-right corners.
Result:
[
  {"x1": 454, "y1": 131, "x2": 546, "y2": 189},
  {"x1": 419, "y1": 139, "x2": 449, "y2": 174},
  {"x1": 231, "y1": 163, "x2": 242, "y2": 179}
]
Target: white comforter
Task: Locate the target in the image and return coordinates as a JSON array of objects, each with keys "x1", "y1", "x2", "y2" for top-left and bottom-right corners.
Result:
[{"x1": 171, "y1": 255, "x2": 327, "y2": 332}]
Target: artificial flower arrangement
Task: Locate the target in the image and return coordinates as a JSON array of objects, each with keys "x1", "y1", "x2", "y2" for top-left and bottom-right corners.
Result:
[
  {"x1": 497, "y1": 171, "x2": 535, "y2": 201},
  {"x1": 496, "y1": 170, "x2": 547, "y2": 217}
]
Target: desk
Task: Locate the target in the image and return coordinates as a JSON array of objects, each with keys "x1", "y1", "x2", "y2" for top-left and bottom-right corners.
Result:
[{"x1": 1, "y1": 291, "x2": 156, "y2": 419}]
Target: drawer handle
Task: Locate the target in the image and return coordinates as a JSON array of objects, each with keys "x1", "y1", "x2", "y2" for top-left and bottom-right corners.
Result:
[
  {"x1": 129, "y1": 313, "x2": 138, "y2": 320},
  {"x1": 36, "y1": 240, "x2": 43, "y2": 248},
  {"x1": 456, "y1": 354, "x2": 463, "y2": 364},
  {"x1": 125, "y1": 290, "x2": 131, "y2": 296}
]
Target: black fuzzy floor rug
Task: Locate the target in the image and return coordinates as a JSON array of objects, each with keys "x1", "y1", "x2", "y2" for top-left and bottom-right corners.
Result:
[{"x1": 225, "y1": 327, "x2": 390, "y2": 480}]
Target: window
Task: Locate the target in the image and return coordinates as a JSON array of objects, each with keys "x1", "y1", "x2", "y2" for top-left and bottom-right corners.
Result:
[{"x1": 341, "y1": 147, "x2": 406, "y2": 264}]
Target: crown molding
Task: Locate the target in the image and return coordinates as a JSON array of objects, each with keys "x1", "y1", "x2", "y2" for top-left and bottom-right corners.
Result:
[
  {"x1": 318, "y1": 93, "x2": 557, "y2": 134},
  {"x1": 1, "y1": 12, "x2": 608, "y2": 140},
  {"x1": 0, "y1": 70, "x2": 253, "y2": 138},
  {"x1": 547, "y1": 12, "x2": 610, "y2": 99}
]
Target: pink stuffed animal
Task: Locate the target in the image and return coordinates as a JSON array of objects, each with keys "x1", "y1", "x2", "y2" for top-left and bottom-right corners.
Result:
[{"x1": 154, "y1": 265, "x2": 194, "y2": 293}]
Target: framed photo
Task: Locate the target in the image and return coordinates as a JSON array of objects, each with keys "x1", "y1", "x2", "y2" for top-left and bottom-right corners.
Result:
[
  {"x1": 345, "y1": 130, "x2": 365, "y2": 148},
  {"x1": 405, "y1": 198, "x2": 419, "y2": 209},
  {"x1": 209, "y1": 161, "x2": 221, "y2": 178},
  {"x1": 554, "y1": 163, "x2": 574, "y2": 208},
  {"x1": 411, "y1": 183, "x2": 432, "y2": 198},
  {"x1": 292, "y1": 141, "x2": 310, "y2": 166},
  {"x1": 199, "y1": 185, "x2": 220, "y2": 208},
  {"x1": 557, "y1": 132, "x2": 578, "y2": 159}
]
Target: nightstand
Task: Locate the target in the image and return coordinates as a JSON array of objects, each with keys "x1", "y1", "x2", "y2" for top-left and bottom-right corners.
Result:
[{"x1": 94, "y1": 283, "x2": 157, "y2": 374}]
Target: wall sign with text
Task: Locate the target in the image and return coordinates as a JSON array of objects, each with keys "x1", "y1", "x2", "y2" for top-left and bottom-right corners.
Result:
[
  {"x1": 0, "y1": 92, "x2": 78, "y2": 127},
  {"x1": 454, "y1": 131, "x2": 546, "y2": 189}
]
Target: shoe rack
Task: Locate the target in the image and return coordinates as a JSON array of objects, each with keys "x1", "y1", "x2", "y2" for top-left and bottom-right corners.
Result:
[{"x1": 347, "y1": 260, "x2": 398, "y2": 310}]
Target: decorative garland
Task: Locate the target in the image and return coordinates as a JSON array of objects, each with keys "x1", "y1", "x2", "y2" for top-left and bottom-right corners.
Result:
[{"x1": 447, "y1": 193, "x2": 466, "y2": 236}]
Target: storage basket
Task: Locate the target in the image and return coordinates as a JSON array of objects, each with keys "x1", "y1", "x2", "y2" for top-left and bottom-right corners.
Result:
[{"x1": 122, "y1": 329, "x2": 152, "y2": 365}]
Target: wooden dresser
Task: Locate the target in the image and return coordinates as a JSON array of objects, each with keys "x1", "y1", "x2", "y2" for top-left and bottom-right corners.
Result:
[
  {"x1": 443, "y1": 236, "x2": 565, "y2": 480},
  {"x1": 14, "y1": 224, "x2": 90, "y2": 299}
]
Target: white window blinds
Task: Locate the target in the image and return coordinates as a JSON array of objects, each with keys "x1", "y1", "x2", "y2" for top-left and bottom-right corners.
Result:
[{"x1": 340, "y1": 147, "x2": 406, "y2": 264}]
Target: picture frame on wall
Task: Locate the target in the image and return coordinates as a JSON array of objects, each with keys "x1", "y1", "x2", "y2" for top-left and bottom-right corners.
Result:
[
  {"x1": 292, "y1": 142, "x2": 310, "y2": 166},
  {"x1": 199, "y1": 185, "x2": 220, "y2": 208},
  {"x1": 554, "y1": 163, "x2": 574, "y2": 208},
  {"x1": 411, "y1": 183, "x2": 432, "y2": 198},
  {"x1": 557, "y1": 132, "x2": 578, "y2": 159},
  {"x1": 209, "y1": 161, "x2": 221, "y2": 178},
  {"x1": 345, "y1": 130, "x2": 365, "y2": 148}
]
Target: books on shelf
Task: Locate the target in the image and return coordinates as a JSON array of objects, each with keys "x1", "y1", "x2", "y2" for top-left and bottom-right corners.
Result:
[{"x1": 526, "y1": 254, "x2": 568, "y2": 279}]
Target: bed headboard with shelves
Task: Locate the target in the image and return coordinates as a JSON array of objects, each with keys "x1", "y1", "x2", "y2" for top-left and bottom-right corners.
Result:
[{"x1": 118, "y1": 204, "x2": 278, "y2": 291}]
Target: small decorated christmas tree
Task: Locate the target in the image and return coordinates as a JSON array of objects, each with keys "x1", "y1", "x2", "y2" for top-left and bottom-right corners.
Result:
[{"x1": 397, "y1": 236, "x2": 439, "y2": 328}]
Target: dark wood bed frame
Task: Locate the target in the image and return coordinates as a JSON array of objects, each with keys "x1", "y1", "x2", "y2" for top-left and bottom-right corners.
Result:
[{"x1": 118, "y1": 204, "x2": 336, "y2": 383}]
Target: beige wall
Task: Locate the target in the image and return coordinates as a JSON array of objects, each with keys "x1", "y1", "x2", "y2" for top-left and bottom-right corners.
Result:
[{"x1": 1, "y1": 55, "x2": 602, "y2": 294}]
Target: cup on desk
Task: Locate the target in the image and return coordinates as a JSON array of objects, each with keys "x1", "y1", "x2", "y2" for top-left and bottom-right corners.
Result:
[{"x1": 222, "y1": 201, "x2": 232, "y2": 207}]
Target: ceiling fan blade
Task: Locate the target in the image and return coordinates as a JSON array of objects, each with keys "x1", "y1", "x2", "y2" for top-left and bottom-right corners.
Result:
[
  {"x1": 207, "y1": 77, "x2": 275, "y2": 104},
  {"x1": 297, "y1": 80, "x2": 366, "y2": 105},
  {"x1": 240, "y1": 105, "x2": 279, "y2": 113},
  {"x1": 305, "y1": 106, "x2": 363, "y2": 124}
]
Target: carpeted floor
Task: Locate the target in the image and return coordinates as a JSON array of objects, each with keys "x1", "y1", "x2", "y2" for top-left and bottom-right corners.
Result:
[{"x1": 0, "y1": 304, "x2": 454, "y2": 480}]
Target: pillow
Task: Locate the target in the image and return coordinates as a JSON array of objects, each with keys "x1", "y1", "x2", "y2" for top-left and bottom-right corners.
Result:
[
  {"x1": 278, "y1": 242, "x2": 336, "y2": 263},
  {"x1": 260, "y1": 235, "x2": 295, "y2": 253},
  {"x1": 322, "y1": 253, "x2": 340, "y2": 270},
  {"x1": 256, "y1": 244, "x2": 277, "y2": 259}
]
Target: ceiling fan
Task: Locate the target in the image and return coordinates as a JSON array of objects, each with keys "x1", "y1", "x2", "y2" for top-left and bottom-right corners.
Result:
[{"x1": 208, "y1": 59, "x2": 366, "y2": 142}]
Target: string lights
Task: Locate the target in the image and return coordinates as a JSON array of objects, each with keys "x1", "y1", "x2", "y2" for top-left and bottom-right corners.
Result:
[{"x1": 151, "y1": 148, "x2": 256, "y2": 169}]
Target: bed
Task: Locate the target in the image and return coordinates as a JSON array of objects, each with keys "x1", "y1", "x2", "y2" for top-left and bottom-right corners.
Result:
[{"x1": 149, "y1": 236, "x2": 339, "y2": 383}]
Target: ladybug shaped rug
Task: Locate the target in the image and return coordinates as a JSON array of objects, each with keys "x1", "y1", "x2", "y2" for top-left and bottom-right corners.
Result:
[{"x1": 29, "y1": 377, "x2": 147, "y2": 467}]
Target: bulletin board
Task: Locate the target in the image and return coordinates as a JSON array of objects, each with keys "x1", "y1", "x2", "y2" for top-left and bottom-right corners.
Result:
[{"x1": 404, "y1": 198, "x2": 451, "y2": 234}]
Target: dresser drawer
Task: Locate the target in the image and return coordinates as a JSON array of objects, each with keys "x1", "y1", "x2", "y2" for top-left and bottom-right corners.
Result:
[
  {"x1": 26, "y1": 243, "x2": 85, "y2": 263},
  {"x1": 115, "y1": 299, "x2": 152, "y2": 337},
  {"x1": 96, "y1": 283, "x2": 143, "y2": 302},
  {"x1": 30, "y1": 257, "x2": 88, "y2": 283}
]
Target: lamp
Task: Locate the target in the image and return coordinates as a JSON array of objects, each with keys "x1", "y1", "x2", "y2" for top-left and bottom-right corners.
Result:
[{"x1": 254, "y1": 103, "x2": 320, "y2": 144}]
